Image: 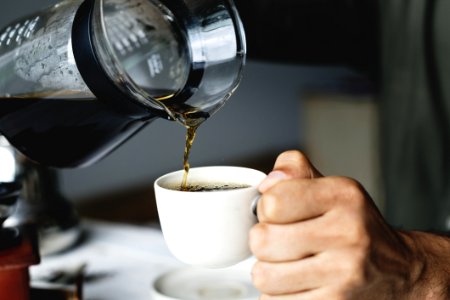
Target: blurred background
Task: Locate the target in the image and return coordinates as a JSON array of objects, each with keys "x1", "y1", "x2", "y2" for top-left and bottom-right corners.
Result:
[{"x1": 0, "y1": 0, "x2": 380, "y2": 224}]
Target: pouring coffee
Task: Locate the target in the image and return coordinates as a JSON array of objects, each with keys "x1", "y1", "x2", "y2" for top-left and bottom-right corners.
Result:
[{"x1": 0, "y1": 0, "x2": 246, "y2": 168}]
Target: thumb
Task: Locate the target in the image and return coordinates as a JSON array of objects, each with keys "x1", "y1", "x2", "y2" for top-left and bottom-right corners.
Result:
[{"x1": 259, "y1": 150, "x2": 322, "y2": 193}]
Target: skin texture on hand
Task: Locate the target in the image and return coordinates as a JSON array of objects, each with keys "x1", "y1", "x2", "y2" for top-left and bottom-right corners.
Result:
[{"x1": 250, "y1": 150, "x2": 450, "y2": 300}]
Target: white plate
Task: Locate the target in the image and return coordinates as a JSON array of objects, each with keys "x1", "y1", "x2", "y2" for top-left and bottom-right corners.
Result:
[{"x1": 151, "y1": 267, "x2": 259, "y2": 300}]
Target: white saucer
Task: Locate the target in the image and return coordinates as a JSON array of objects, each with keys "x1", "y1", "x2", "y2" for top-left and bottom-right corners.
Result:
[{"x1": 151, "y1": 267, "x2": 259, "y2": 300}]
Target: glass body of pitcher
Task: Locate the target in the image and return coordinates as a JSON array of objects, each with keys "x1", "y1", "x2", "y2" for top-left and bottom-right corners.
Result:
[{"x1": 0, "y1": 0, "x2": 246, "y2": 168}]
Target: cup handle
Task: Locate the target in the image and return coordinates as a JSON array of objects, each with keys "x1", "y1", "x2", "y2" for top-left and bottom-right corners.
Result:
[{"x1": 251, "y1": 195, "x2": 260, "y2": 221}]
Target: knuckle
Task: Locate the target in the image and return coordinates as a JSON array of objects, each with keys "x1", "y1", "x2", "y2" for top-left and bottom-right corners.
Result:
[
  {"x1": 356, "y1": 228, "x2": 371, "y2": 250},
  {"x1": 326, "y1": 283, "x2": 360, "y2": 300},
  {"x1": 333, "y1": 290, "x2": 350, "y2": 300},
  {"x1": 249, "y1": 224, "x2": 270, "y2": 255},
  {"x1": 279, "y1": 150, "x2": 311, "y2": 170},
  {"x1": 322, "y1": 286, "x2": 348, "y2": 300},
  {"x1": 344, "y1": 251, "x2": 369, "y2": 288},
  {"x1": 336, "y1": 177, "x2": 367, "y2": 209},
  {"x1": 251, "y1": 262, "x2": 271, "y2": 291},
  {"x1": 261, "y1": 194, "x2": 284, "y2": 221},
  {"x1": 284, "y1": 149, "x2": 309, "y2": 164},
  {"x1": 330, "y1": 293, "x2": 347, "y2": 300},
  {"x1": 346, "y1": 221, "x2": 371, "y2": 248}
]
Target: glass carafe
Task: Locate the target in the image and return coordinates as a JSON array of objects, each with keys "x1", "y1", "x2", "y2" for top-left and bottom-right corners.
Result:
[{"x1": 0, "y1": 0, "x2": 246, "y2": 168}]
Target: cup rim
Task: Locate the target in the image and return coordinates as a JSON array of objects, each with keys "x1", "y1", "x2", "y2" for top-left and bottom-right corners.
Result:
[{"x1": 154, "y1": 166, "x2": 266, "y2": 193}]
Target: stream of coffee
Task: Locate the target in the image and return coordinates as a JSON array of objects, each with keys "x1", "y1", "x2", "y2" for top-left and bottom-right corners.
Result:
[{"x1": 181, "y1": 125, "x2": 199, "y2": 191}]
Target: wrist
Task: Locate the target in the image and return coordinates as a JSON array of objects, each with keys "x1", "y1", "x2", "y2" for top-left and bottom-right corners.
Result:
[{"x1": 400, "y1": 230, "x2": 450, "y2": 299}]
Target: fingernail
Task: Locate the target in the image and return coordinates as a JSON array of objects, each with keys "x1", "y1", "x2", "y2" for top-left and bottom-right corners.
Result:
[{"x1": 258, "y1": 170, "x2": 288, "y2": 192}]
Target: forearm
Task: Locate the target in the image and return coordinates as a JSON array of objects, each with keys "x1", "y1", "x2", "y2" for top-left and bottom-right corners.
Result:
[
  {"x1": 401, "y1": 231, "x2": 450, "y2": 299},
  {"x1": 234, "y1": 0, "x2": 379, "y2": 76}
]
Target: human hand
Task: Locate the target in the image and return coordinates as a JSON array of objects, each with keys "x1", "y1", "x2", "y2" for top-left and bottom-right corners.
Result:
[{"x1": 250, "y1": 150, "x2": 450, "y2": 299}]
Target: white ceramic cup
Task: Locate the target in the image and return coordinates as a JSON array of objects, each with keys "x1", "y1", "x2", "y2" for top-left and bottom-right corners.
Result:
[{"x1": 154, "y1": 166, "x2": 266, "y2": 268}]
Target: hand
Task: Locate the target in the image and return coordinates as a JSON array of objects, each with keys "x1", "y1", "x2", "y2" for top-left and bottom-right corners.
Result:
[{"x1": 250, "y1": 150, "x2": 450, "y2": 299}]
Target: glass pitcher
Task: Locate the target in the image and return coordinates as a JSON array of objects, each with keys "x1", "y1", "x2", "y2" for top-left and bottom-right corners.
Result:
[{"x1": 0, "y1": 0, "x2": 246, "y2": 167}]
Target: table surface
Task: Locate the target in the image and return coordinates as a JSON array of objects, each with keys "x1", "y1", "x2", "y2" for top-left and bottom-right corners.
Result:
[{"x1": 30, "y1": 220, "x2": 255, "y2": 300}]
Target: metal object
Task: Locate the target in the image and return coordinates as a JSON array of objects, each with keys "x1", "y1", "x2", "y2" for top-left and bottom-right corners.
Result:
[
  {"x1": 1, "y1": 136, "x2": 81, "y2": 256},
  {"x1": 6, "y1": 156, "x2": 81, "y2": 256},
  {"x1": 0, "y1": 136, "x2": 16, "y2": 183}
]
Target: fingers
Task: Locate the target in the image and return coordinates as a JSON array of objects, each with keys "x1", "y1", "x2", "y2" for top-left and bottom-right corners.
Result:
[
  {"x1": 252, "y1": 258, "x2": 325, "y2": 295},
  {"x1": 258, "y1": 176, "x2": 366, "y2": 224},
  {"x1": 257, "y1": 287, "x2": 342, "y2": 300},
  {"x1": 249, "y1": 217, "x2": 343, "y2": 262},
  {"x1": 252, "y1": 250, "x2": 366, "y2": 297},
  {"x1": 272, "y1": 150, "x2": 322, "y2": 179},
  {"x1": 252, "y1": 252, "x2": 348, "y2": 295},
  {"x1": 250, "y1": 198, "x2": 370, "y2": 263},
  {"x1": 259, "y1": 150, "x2": 322, "y2": 193}
]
